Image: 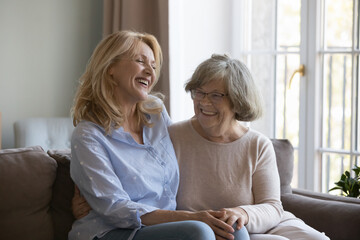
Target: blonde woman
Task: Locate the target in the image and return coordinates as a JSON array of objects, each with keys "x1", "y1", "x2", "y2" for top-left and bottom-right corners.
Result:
[{"x1": 70, "y1": 31, "x2": 245, "y2": 240}]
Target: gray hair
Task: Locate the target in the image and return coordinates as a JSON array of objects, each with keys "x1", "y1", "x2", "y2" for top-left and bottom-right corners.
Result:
[{"x1": 185, "y1": 54, "x2": 263, "y2": 121}]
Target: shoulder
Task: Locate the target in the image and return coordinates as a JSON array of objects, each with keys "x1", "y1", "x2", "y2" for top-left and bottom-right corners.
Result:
[
  {"x1": 72, "y1": 121, "x2": 106, "y2": 143},
  {"x1": 70, "y1": 121, "x2": 110, "y2": 165},
  {"x1": 168, "y1": 120, "x2": 192, "y2": 146},
  {"x1": 168, "y1": 119, "x2": 193, "y2": 141},
  {"x1": 144, "y1": 95, "x2": 172, "y2": 126},
  {"x1": 159, "y1": 106, "x2": 172, "y2": 126},
  {"x1": 168, "y1": 119, "x2": 190, "y2": 135},
  {"x1": 243, "y1": 128, "x2": 274, "y2": 151}
]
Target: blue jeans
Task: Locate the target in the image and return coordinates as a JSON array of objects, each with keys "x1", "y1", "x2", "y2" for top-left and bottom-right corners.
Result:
[
  {"x1": 96, "y1": 220, "x2": 250, "y2": 240},
  {"x1": 232, "y1": 224, "x2": 250, "y2": 240}
]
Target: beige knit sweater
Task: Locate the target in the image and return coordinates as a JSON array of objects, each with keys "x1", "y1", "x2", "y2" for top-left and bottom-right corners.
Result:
[{"x1": 168, "y1": 119, "x2": 284, "y2": 233}]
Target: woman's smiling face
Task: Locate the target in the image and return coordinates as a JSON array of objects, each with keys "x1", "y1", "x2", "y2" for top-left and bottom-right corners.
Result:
[
  {"x1": 109, "y1": 41, "x2": 156, "y2": 106},
  {"x1": 193, "y1": 80, "x2": 236, "y2": 136}
]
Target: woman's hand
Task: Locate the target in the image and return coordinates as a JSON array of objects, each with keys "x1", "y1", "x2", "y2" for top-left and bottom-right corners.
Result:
[
  {"x1": 141, "y1": 209, "x2": 235, "y2": 240},
  {"x1": 211, "y1": 207, "x2": 249, "y2": 231},
  {"x1": 193, "y1": 210, "x2": 235, "y2": 240},
  {"x1": 72, "y1": 185, "x2": 92, "y2": 219}
]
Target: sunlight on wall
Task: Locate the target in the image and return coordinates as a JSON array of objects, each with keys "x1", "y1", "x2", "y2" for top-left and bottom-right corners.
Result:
[
  {"x1": 168, "y1": 0, "x2": 272, "y2": 137},
  {"x1": 169, "y1": 0, "x2": 233, "y2": 123}
]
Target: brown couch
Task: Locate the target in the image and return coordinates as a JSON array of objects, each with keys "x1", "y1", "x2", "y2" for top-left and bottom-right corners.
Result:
[{"x1": 0, "y1": 140, "x2": 359, "y2": 240}]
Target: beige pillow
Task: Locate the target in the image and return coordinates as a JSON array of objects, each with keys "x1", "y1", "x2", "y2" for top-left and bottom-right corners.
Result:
[{"x1": 0, "y1": 146, "x2": 57, "y2": 240}]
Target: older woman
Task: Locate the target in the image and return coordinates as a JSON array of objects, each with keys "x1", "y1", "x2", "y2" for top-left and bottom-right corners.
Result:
[
  {"x1": 168, "y1": 54, "x2": 330, "y2": 240},
  {"x1": 69, "y1": 32, "x2": 243, "y2": 240}
]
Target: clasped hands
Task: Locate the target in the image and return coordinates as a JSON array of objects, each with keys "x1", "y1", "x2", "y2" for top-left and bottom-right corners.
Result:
[
  {"x1": 200, "y1": 207, "x2": 248, "y2": 240},
  {"x1": 72, "y1": 186, "x2": 248, "y2": 240}
]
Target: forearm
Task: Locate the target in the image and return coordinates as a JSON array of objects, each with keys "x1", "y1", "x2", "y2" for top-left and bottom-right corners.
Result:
[
  {"x1": 140, "y1": 209, "x2": 196, "y2": 226},
  {"x1": 240, "y1": 202, "x2": 283, "y2": 233}
]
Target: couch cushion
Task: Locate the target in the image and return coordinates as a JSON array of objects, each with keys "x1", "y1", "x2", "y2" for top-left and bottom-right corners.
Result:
[
  {"x1": 271, "y1": 139, "x2": 294, "y2": 194},
  {"x1": 0, "y1": 146, "x2": 57, "y2": 240},
  {"x1": 47, "y1": 149, "x2": 75, "y2": 240}
]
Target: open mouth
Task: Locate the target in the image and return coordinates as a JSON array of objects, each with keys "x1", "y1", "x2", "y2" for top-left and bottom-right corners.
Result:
[
  {"x1": 137, "y1": 78, "x2": 149, "y2": 87},
  {"x1": 201, "y1": 109, "x2": 217, "y2": 116}
]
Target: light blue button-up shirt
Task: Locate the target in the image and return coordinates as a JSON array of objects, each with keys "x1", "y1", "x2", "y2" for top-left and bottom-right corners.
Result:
[{"x1": 68, "y1": 108, "x2": 179, "y2": 240}]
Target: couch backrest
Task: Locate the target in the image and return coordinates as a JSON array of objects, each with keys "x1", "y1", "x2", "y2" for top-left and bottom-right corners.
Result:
[{"x1": 271, "y1": 139, "x2": 294, "y2": 194}]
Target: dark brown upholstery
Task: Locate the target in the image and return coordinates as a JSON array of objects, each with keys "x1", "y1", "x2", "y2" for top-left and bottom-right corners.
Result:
[
  {"x1": 48, "y1": 149, "x2": 75, "y2": 240},
  {"x1": 0, "y1": 146, "x2": 57, "y2": 240}
]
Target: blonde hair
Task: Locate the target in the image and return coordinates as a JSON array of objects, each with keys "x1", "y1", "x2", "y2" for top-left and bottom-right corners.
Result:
[
  {"x1": 185, "y1": 54, "x2": 263, "y2": 121},
  {"x1": 72, "y1": 30, "x2": 164, "y2": 134}
]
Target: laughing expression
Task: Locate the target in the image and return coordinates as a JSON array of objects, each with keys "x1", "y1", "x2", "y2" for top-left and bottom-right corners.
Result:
[
  {"x1": 193, "y1": 80, "x2": 235, "y2": 136},
  {"x1": 109, "y1": 41, "x2": 156, "y2": 106}
]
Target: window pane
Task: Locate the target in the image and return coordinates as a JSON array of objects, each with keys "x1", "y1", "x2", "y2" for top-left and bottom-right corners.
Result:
[
  {"x1": 322, "y1": 54, "x2": 352, "y2": 150},
  {"x1": 251, "y1": 0, "x2": 276, "y2": 50},
  {"x1": 276, "y1": 54, "x2": 300, "y2": 147},
  {"x1": 357, "y1": 56, "x2": 360, "y2": 151},
  {"x1": 324, "y1": 0, "x2": 353, "y2": 49},
  {"x1": 322, "y1": 153, "x2": 351, "y2": 193},
  {"x1": 278, "y1": 0, "x2": 301, "y2": 51},
  {"x1": 240, "y1": 54, "x2": 275, "y2": 137}
]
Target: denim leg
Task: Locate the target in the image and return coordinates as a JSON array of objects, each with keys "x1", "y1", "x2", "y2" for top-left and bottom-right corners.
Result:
[
  {"x1": 232, "y1": 225, "x2": 250, "y2": 240},
  {"x1": 133, "y1": 220, "x2": 216, "y2": 240},
  {"x1": 96, "y1": 220, "x2": 216, "y2": 240}
]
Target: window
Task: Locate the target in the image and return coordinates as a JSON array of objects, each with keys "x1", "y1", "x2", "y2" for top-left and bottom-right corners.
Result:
[
  {"x1": 169, "y1": 0, "x2": 359, "y2": 193},
  {"x1": 236, "y1": 0, "x2": 359, "y2": 192},
  {"x1": 234, "y1": 0, "x2": 302, "y2": 188},
  {"x1": 319, "y1": 0, "x2": 359, "y2": 193}
]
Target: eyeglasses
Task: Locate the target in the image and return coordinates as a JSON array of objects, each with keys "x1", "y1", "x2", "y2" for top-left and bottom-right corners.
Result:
[{"x1": 190, "y1": 89, "x2": 228, "y2": 103}]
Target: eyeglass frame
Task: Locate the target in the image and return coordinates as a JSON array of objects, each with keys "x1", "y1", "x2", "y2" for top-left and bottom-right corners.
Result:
[{"x1": 190, "y1": 89, "x2": 229, "y2": 103}]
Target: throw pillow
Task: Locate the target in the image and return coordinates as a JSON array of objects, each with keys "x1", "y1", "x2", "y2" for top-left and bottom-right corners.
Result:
[{"x1": 0, "y1": 146, "x2": 57, "y2": 240}]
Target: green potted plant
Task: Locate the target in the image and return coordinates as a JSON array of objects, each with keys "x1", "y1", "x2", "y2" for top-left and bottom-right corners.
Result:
[{"x1": 329, "y1": 165, "x2": 360, "y2": 198}]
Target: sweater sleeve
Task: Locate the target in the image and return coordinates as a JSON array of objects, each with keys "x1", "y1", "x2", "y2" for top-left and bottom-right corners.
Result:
[{"x1": 240, "y1": 137, "x2": 284, "y2": 233}]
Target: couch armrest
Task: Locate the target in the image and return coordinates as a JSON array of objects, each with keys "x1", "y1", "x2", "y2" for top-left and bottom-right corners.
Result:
[
  {"x1": 292, "y1": 188, "x2": 360, "y2": 204},
  {"x1": 281, "y1": 190, "x2": 360, "y2": 240}
]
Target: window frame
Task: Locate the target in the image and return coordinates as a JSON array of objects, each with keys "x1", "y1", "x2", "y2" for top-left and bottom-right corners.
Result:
[{"x1": 297, "y1": 0, "x2": 323, "y2": 190}]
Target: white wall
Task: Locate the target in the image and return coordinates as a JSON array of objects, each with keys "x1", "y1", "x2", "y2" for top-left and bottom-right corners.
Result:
[
  {"x1": 0, "y1": 0, "x2": 103, "y2": 149},
  {"x1": 169, "y1": 0, "x2": 234, "y2": 122},
  {"x1": 169, "y1": 0, "x2": 271, "y2": 136}
]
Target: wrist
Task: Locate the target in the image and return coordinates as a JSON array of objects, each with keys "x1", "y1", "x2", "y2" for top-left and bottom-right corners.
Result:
[{"x1": 238, "y1": 207, "x2": 249, "y2": 225}]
